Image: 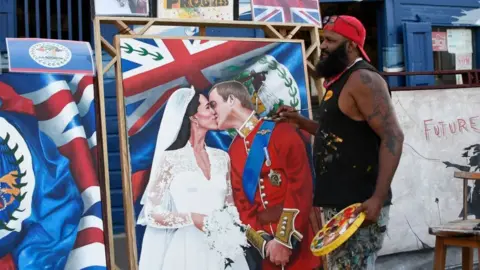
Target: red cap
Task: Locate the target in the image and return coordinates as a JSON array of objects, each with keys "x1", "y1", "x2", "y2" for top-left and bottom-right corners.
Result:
[{"x1": 323, "y1": 15, "x2": 370, "y2": 62}]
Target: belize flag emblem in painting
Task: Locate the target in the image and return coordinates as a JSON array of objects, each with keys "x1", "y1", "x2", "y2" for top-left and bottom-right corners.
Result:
[
  {"x1": 251, "y1": 0, "x2": 322, "y2": 26},
  {"x1": 0, "y1": 74, "x2": 106, "y2": 269}
]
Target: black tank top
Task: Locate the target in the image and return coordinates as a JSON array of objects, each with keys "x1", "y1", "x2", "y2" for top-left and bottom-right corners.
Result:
[{"x1": 313, "y1": 60, "x2": 393, "y2": 209}]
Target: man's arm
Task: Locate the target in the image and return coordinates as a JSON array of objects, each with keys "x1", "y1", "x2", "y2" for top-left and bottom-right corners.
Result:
[
  {"x1": 275, "y1": 105, "x2": 320, "y2": 135},
  {"x1": 350, "y1": 69, "x2": 404, "y2": 219}
]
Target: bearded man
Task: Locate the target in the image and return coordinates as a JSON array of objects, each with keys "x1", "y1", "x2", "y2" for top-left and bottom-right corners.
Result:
[{"x1": 276, "y1": 15, "x2": 404, "y2": 269}]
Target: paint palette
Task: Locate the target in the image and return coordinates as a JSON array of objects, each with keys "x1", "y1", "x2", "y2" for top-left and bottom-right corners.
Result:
[{"x1": 310, "y1": 203, "x2": 366, "y2": 256}]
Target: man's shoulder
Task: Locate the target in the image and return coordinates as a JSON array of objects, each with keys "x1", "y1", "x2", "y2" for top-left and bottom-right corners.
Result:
[
  {"x1": 349, "y1": 68, "x2": 384, "y2": 84},
  {"x1": 346, "y1": 68, "x2": 389, "y2": 97}
]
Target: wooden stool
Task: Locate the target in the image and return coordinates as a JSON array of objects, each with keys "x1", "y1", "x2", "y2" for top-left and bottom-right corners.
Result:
[{"x1": 429, "y1": 172, "x2": 480, "y2": 270}]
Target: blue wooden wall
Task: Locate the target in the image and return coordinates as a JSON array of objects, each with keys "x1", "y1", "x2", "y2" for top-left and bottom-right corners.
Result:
[
  {"x1": 0, "y1": 0, "x2": 16, "y2": 52},
  {"x1": 382, "y1": 0, "x2": 480, "y2": 87}
]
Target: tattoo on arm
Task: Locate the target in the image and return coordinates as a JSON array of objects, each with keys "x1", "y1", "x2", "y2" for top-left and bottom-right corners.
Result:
[{"x1": 359, "y1": 72, "x2": 402, "y2": 156}]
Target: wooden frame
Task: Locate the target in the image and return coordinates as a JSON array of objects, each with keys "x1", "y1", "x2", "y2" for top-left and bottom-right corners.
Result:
[{"x1": 92, "y1": 16, "x2": 325, "y2": 270}]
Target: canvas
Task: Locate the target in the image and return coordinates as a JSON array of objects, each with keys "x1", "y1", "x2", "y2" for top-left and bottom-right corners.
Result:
[
  {"x1": 379, "y1": 88, "x2": 480, "y2": 255},
  {"x1": 156, "y1": 0, "x2": 233, "y2": 20},
  {"x1": 116, "y1": 36, "x2": 321, "y2": 269},
  {"x1": 0, "y1": 74, "x2": 107, "y2": 269},
  {"x1": 94, "y1": 0, "x2": 150, "y2": 16},
  {"x1": 250, "y1": 0, "x2": 322, "y2": 26}
]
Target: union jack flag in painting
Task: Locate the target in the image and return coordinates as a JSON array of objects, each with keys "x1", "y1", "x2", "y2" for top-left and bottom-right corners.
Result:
[
  {"x1": 251, "y1": 0, "x2": 322, "y2": 26},
  {"x1": 0, "y1": 74, "x2": 106, "y2": 269}
]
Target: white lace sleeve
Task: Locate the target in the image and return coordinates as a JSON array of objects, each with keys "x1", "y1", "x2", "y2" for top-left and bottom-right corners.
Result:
[
  {"x1": 144, "y1": 153, "x2": 193, "y2": 228},
  {"x1": 225, "y1": 155, "x2": 235, "y2": 207}
]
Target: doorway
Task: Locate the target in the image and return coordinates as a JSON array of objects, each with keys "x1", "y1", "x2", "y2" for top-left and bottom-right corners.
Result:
[{"x1": 320, "y1": 1, "x2": 384, "y2": 70}]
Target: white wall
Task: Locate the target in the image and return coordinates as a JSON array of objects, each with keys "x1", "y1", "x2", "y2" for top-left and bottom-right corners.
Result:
[{"x1": 380, "y1": 87, "x2": 480, "y2": 255}]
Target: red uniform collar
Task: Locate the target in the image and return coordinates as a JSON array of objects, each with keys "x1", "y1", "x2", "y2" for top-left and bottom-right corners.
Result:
[{"x1": 237, "y1": 111, "x2": 262, "y2": 139}]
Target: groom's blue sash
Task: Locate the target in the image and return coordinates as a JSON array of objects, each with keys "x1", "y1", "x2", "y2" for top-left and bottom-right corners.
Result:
[{"x1": 242, "y1": 120, "x2": 276, "y2": 204}]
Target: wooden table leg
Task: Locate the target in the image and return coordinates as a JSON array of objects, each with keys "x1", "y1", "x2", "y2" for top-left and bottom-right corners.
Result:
[
  {"x1": 434, "y1": 237, "x2": 446, "y2": 270},
  {"x1": 462, "y1": 247, "x2": 473, "y2": 270}
]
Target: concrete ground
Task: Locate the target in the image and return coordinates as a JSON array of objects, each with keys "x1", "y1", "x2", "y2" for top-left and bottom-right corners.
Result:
[{"x1": 112, "y1": 234, "x2": 478, "y2": 269}]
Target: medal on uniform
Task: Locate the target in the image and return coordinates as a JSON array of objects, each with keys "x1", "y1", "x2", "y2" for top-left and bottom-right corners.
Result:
[
  {"x1": 263, "y1": 147, "x2": 271, "y2": 167},
  {"x1": 268, "y1": 169, "x2": 281, "y2": 186}
]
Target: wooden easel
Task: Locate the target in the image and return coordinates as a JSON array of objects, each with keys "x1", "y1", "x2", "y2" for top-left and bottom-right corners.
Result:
[
  {"x1": 92, "y1": 17, "x2": 327, "y2": 270},
  {"x1": 429, "y1": 171, "x2": 480, "y2": 270}
]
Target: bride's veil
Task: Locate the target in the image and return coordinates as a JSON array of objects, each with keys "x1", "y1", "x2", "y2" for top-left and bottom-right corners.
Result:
[
  {"x1": 136, "y1": 86, "x2": 196, "y2": 267},
  {"x1": 137, "y1": 86, "x2": 196, "y2": 223}
]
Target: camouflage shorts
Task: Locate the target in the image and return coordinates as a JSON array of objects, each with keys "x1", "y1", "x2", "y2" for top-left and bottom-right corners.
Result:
[{"x1": 323, "y1": 206, "x2": 390, "y2": 270}]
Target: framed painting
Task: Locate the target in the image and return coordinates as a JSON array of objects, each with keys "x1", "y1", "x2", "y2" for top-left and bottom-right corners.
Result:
[
  {"x1": 93, "y1": 0, "x2": 150, "y2": 16},
  {"x1": 115, "y1": 35, "x2": 322, "y2": 269},
  {"x1": 0, "y1": 73, "x2": 108, "y2": 269},
  {"x1": 156, "y1": 0, "x2": 234, "y2": 20},
  {"x1": 250, "y1": 0, "x2": 322, "y2": 26}
]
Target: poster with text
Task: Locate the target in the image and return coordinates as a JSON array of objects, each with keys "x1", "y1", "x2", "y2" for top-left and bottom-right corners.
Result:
[
  {"x1": 157, "y1": 0, "x2": 233, "y2": 20},
  {"x1": 94, "y1": 0, "x2": 150, "y2": 16},
  {"x1": 379, "y1": 88, "x2": 480, "y2": 255},
  {"x1": 117, "y1": 37, "x2": 321, "y2": 269},
  {"x1": 0, "y1": 74, "x2": 107, "y2": 269}
]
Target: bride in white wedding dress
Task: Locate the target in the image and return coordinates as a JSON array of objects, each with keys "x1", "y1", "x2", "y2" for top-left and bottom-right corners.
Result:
[{"x1": 137, "y1": 87, "x2": 249, "y2": 270}]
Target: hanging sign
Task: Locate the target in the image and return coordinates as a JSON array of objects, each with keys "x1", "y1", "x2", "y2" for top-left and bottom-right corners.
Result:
[
  {"x1": 6, "y1": 38, "x2": 95, "y2": 75},
  {"x1": 447, "y1": 29, "x2": 473, "y2": 54},
  {"x1": 432, "y1": 32, "x2": 447, "y2": 51}
]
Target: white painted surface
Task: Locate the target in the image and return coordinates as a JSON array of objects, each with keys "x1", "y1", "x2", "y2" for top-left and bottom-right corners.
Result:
[{"x1": 380, "y1": 87, "x2": 480, "y2": 255}]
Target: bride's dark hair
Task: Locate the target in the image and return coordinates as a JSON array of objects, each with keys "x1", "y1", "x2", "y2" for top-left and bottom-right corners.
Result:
[{"x1": 166, "y1": 92, "x2": 201, "y2": 151}]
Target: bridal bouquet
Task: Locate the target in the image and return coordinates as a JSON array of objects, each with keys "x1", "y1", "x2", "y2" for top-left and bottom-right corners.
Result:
[{"x1": 204, "y1": 205, "x2": 250, "y2": 269}]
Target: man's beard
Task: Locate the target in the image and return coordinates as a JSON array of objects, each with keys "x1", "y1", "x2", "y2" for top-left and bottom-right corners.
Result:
[{"x1": 315, "y1": 42, "x2": 351, "y2": 79}]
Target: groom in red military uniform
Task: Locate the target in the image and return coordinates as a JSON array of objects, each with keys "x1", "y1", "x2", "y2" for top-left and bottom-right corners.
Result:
[{"x1": 208, "y1": 81, "x2": 319, "y2": 270}]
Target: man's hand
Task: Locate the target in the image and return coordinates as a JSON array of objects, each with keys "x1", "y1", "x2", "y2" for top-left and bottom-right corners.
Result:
[
  {"x1": 274, "y1": 105, "x2": 303, "y2": 127},
  {"x1": 354, "y1": 196, "x2": 383, "y2": 224},
  {"x1": 274, "y1": 105, "x2": 319, "y2": 135},
  {"x1": 265, "y1": 240, "x2": 292, "y2": 266}
]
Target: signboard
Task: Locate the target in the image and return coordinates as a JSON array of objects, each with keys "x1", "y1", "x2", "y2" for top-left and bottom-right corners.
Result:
[
  {"x1": 379, "y1": 88, "x2": 480, "y2": 256},
  {"x1": 94, "y1": 0, "x2": 149, "y2": 16},
  {"x1": 447, "y1": 29, "x2": 473, "y2": 54},
  {"x1": 6, "y1": 38, "x2": 95, "y2": 75},
  {"x1": 157, "y1": 0, "x2": 234, "y2": 20},
  {"x1": 432, "y1": 32, "x2": 447, "y2": 51}
]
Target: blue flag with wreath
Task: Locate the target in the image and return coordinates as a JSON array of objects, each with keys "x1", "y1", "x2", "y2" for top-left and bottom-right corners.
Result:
[
  {"x1": 0, "y1": 111, "x2": 82, "y2": 269},
  {"x1": 204, "y1": 41, "x2": 310, "y2": 147}
]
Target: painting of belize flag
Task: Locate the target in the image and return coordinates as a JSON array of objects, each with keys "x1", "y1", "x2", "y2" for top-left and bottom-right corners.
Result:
[
  {"x1": 6, "y1": 38, "x2": 95, "y2": 75},
  {"x1": 251, "y1": 0, "x2": 322, "y2": 26},
  {"x1": 0, "y1": 73, "x2": 107, "y2": 269}
]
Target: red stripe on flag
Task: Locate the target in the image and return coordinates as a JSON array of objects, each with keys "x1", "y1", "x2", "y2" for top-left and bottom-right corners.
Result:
[
  {"x1": 74, "y1": 227, "x2": 105, "y2": 248},
  {"x1": 123, "y1": 40, "x2": 272, "y2": 97},
  {"x1": 0, "y1": 253, "x2": 15, "y2": 270},
  {"x1": 164, "y1": 41, "x2": 211, "y2": 89},
  {"x1": 132, "y1": 169, "x2": 151, "y2": 203},
  {"x1": 0, "y1": 82, "x2": 36, "y2": 116},
  {"x1": 73, "y1": 76, "x2": 94, "y2": 103},
  {"x1": 58, "y1": 138, "x2": 98, "y2": 192},
  {"x1": 128, "y1": 86, "x2": 178, "y2": 136},
  {"x1": 35, "y1": 90, "x2": 73, "y2": 120}
]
